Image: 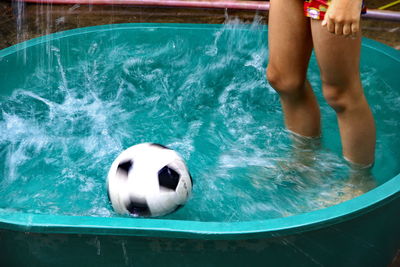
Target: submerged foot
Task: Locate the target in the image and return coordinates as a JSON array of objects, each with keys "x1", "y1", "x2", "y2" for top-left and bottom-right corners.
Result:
[{"x1": 277, "y1": 130, "x2": 322, "y2": 175}]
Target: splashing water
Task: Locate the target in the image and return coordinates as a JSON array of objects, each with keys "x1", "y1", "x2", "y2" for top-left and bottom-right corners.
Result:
[{"x1": 0, "y1": 19, "x2": 399, "y2": 221}]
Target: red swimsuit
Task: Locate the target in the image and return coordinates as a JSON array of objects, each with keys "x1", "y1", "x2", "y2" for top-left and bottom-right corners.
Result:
[{"x1": 304, "y1": 0, "x2": 366, "y2": 20}]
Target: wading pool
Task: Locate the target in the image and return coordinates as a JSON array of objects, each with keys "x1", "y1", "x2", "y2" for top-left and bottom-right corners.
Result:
[{"x1": 0, "y1": 23, "x2": 399, "y2": 266}]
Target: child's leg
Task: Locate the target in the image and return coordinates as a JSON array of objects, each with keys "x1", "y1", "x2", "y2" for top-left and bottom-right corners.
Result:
[
  {"x1": 310, "y1": 21, "x2": 376, "y2": 166},
  {"x1": 266, "y1": 0, "x2": 321, "y2": 138}
]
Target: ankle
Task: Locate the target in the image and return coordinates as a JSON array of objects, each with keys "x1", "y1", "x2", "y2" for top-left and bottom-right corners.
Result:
[
  {"x1": 288, "y1": 130, "x2": 321, "y2": 150},
  {"x1": 344, "y1": 156, "x2": 374, "y2": 171}
]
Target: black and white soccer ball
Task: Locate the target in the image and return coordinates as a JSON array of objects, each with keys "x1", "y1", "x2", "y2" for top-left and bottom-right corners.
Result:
[{"x1": 107, "y1": 143, "x2": 193, "y2": 217}]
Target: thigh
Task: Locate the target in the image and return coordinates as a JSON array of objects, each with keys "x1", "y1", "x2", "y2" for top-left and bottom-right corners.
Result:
[
  {"x1": 310, "y1": 20, "x2": 362, "y2": 87},
  {"x1": 268, "y1": 0, "x2": 313, "y2": 77}
]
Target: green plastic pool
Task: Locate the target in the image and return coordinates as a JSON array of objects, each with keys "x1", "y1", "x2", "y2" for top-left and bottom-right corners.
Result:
[{"x1": 0, "y1": 23, "x2": 399, "y2": 266}]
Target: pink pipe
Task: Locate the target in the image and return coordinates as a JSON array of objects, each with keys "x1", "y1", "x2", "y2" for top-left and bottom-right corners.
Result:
[
  {"x1": 20, "y1": 0, "x2": 270, "y2": 11},
  {"x1": 18, "y1": 0, "x2": 400, "y2": 21}
]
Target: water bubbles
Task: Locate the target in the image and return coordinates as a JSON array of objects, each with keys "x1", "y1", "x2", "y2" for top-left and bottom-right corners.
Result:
[{"x1": 0, "y1": 20, "x2": 396, "y2": 221}]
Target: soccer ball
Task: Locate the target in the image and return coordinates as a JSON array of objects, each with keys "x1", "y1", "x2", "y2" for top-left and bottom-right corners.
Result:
[{"x1": 107, "y1": 143, "x2": 193, "y2": 217}]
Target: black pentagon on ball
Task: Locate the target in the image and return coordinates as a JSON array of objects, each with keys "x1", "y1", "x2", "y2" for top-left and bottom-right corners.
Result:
[
  {"x1": 117, "y1": 160, "x2": 134, "y2": 177},
  {"x1": 150, "y1": 143, "x2": 170, "y2": 150},
  {"x1": 126, "y1": 198, "x2": 151, "y2": 217},
  {"x1": 158, "y1": 165, "x2": 180, "y2": 191}
]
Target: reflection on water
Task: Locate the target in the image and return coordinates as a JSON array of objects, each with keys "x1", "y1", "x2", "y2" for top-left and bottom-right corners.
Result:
[{"x1": 0, "y1": 18, "x2": 399, "y2": 222}]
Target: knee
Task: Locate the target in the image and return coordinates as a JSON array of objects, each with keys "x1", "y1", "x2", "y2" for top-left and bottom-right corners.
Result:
[
  {"x1": 266, "y1": 66, "x2": 306, "y2": 97},
  {"x1": 322, "y1": 83, "x2": 362, "y2": 113}
]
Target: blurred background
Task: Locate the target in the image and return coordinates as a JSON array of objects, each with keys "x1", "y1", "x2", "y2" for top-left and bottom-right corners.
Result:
[{"x1": 1, "y1": 0, "x2": 399, "y2": 50}]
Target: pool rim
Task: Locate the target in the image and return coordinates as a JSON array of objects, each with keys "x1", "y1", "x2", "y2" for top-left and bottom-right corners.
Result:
[{"x1": 0, "y1": 23, "x2": 399, "y2": 240}]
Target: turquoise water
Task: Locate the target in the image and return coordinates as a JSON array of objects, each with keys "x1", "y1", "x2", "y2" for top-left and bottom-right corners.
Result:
[{"x1": 0, "y1": 21, "x2": 399, "y2": 222}]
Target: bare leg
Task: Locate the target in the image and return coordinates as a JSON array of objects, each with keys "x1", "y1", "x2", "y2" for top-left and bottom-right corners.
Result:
[
  {"x1": 266, "y1": 0, "x2": 321, "y2": 138},
  {"x1": 311, "y1": 21, "x2": 376, "y2": 166}
]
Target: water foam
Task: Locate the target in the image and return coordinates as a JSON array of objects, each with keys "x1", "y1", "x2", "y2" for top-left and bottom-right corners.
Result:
[{"x1": 1, "y1": 18, "x2": 398, "y2": 221}]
